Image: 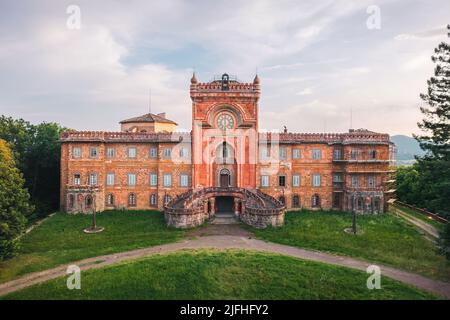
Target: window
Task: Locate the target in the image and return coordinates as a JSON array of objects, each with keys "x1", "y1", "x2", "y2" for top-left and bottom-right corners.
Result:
[
  {"x1": 261, "y1": 175, "x2": 269, "y2": 187},
  {"x1": 128, "y1": 173, "x2": 137, "y2": 186},
  {"x1": 85, "y1": 195, "x2": 93, "y2": 209},
  {"x1": 150, "y1": 173, "x2": 158, "y2": 186},
  {"x1": 292, "y1": 174, "x2": 300, "y2": 187},
  {"x1": 106, "y1": 147, "x2": 115, "y2": 158},
  {"x1": 260, "y1": 146, "x2": 270, "y2": 160},
  {"x1": 351, "y1": 149, "x2": 360, "y2": 160},
  {"x1": 72, "y1": 147, "x2": 81, "y2": 158},
  {"x1": 220, "y1": 142, "x2": 232, "y2": 159},
  {"x1": 106, "y1": 193, "x2": 114, "y2": 206},
  {"x1": 89, "y1": 147, "x2": 98, "y2": 158},
  {"x1": 278, "y1": 175, "x2": 286, "y2": 187},
  {"x1": 351, "y1": 175, "x2": 359, "y2": 188},
  {"x1": 279, "y1": 147, "x2": 287, "y2": 160},
  {"x1": 180, "y1": 174, "x2": 189, "y2": 187},
  {"x1": 179, "y1": 147, "x2": 189, "y2": 158},
  {"x1": 312, "y1": 194, "x2": 320, "y2": 208},
  {"x1": 278, "y1": 196, "x2": 285, "y2": 206},
  {"x1": 128, "y1": 193, "x2": 137, "y2": 207},
  {"x1": 332, "y1": 173, "x2": 343, "y2": 183},
  {"x1": 312, "y1": 174, "x2": 321, "y2": 187},
  {"x1": 163, "y1": 148, "x2": 172, "y2": 159},
  {"x1": 68, "y1": 194, "x2": 75, "y2": 209},
  {"x1": 163, "y1": 174, "x2": 172, "y2": 187},
  {"x1": 292, "y1": 195, "x2": 300, "y2": 208},
  {"x1": 164, "y1": 194, "x2": 172, "y2": 205},
  {"x1": 356, "y1": 197, "x2": 364, "y2": 210},
  {"x1": 128, "y1": 147, "x2": 137, "y2": 158},
  {"x1": 369, "y1": 149, "x2": 377, "y2": 160},
  {"x1": 368, "y1": 175, "x2": 375, "y2": 188},
  {"x1": 312, "y1": 149, "x2": 322, "y2": 160},
  {"x1": 292, "y1": 149, "x2": 301, "y2": 159},
  {"x1": 333, "y1": 149, "x2": 342, "y2": 160},
  {"x1": 149, "y1": 147, "x2": 158, "y2": 158},
  {"x1": 88, "y1": 173, "x2": 97, "y2": 186},
  {"x1": 73, "y1": 173, "x2": 81, "y2": 185},
  {"x1": 106, "y1": 173, "x2": 115, "y2": 186},
  {"x1": 150, "y1": 194, "x2": 157, "y2": 206}
]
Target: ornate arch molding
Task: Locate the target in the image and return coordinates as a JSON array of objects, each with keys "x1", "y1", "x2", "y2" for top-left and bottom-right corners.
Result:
[{"x1": 206, "y1": 104, "x2": 245, "y2": 127}]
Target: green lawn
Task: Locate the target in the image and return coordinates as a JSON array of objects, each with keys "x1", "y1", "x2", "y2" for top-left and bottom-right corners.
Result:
[
  {"x1": 0, "y1": 210, "x2": 184, "y2": 284},
  {"x1": 249, "y1": 210, "x2": 450, "y2": 281},
  {"x1": 3, "y1": 250, "x2": 438, "y2": 300}
]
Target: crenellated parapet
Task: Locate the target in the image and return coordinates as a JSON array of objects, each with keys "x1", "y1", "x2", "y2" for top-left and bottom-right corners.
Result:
[
  {"x1": 259, "y1": 131, "x2": 390, "y2": 145},
  {"x1": 60, "y1": 131, "x2": 192, "y2": 143},
  {"x1": 190, "y1": 73, "x2": 260, "y2": 100}
]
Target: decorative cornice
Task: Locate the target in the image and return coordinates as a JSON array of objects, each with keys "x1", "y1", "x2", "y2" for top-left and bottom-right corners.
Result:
[{"x1": 60, "y1": 131, "x2": 191, "y2": 143}]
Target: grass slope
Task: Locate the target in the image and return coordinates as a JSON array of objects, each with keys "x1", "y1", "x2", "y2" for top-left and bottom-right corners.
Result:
[
  {"x1": 0, "y1": 210, "x2": 184, "y2": 284},
  {"x1": 250, "y1": 211, "x2": 450, "y2": 281},
  {"x1": 3, "y1": 250, "x2": 437, "y2": 300}
]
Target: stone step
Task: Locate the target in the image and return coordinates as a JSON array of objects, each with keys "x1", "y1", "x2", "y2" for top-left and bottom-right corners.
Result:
[{"x1": 211, "y1": 214, "x2": 239, "y2": 225}]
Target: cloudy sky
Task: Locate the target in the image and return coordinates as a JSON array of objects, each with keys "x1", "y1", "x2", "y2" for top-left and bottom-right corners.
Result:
[{"x1": 0, "y1": 0, "x2": 449, "y2": 135}]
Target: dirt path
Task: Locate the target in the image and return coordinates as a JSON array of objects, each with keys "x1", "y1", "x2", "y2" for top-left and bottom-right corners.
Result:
[
  {"x1": 1, "y1": 234, "x2": 450, "y2": 299},
  {"x1": 391, "y1": 206, "x2": 440, "y2": 239}
]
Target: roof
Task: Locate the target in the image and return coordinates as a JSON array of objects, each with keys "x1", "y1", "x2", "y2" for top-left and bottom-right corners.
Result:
[{"x1": 119, "y1": 113, "x2": 177, "y2": 125}]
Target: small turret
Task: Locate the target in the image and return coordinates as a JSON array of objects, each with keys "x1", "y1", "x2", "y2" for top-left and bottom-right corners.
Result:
[
  {"x1": 190, "y1": 72, "x2": 198, "y2": 84},
  {"x1": 253, "y1": 74, "x2": 260, "y2": 84}
]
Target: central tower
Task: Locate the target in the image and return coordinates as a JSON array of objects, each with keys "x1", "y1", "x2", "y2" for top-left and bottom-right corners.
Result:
[{"x1": 190, "y1": 73, "x2": 260, "y2": 190}]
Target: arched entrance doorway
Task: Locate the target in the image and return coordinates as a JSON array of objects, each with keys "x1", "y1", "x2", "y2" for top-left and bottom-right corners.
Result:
[{"x1": 219, "y1": 168, "x2": 231, "y2": 188}]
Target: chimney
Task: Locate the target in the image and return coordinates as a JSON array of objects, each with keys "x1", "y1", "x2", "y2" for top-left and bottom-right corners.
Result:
[{"x1": 157, "y1": 112, "x2": 166, "y2": 119}]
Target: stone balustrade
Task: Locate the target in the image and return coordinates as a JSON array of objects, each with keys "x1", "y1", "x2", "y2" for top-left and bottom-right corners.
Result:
[{"x1": 164, "y1": 187, "x2": 285, "y2": 229}]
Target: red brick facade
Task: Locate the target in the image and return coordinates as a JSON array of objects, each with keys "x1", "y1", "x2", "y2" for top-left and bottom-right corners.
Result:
[{"x1": 60, "y1": 74, "x2": 394, "y2": 217}]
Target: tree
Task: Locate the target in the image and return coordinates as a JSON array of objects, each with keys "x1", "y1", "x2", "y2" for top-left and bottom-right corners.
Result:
[
  {"x1": 416, "y1": 25, "x2": 450, "y2": 160},
  {"x1": 395, "y1": 166, "x2": 421, "y2": 205},
  {"x1": 440, "y1": 222, "x2": 450, "y2": 260},
  {"x1": 0, "y1": 139, "x2": 33, "y2": 260},
  {"x1": 0, "y1": 116, "x2": 68, "y2": 216},
  {"x1": 409, "y1": 25, "x2": 450, "y2": 219}
]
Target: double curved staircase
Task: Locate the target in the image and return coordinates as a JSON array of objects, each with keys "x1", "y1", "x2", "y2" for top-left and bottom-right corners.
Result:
[{"x1": 164, "y1": 187, "x2": 285, "y2": 229}]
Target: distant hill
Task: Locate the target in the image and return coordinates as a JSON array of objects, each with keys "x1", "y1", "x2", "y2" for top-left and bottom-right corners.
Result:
[{"x1": 390, "y1": 135, "x2": 425, "y2": 161}]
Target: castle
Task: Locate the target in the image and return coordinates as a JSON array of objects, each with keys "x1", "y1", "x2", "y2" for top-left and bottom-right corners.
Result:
[{"x1": 60, "y1": 73, "x2": 395, "y2": 228}]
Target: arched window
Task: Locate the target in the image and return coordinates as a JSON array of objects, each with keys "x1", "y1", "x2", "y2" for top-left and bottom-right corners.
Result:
[
  {"x1": 222, "y1": 141, "x2": 227, "y2": 158},
  {"x1": 356, "y1": 197, "x2": 364, "y2": 210},
  {"x1": 68, "y1": 194, "x2": 75, "y2": 209},
  {"x1": 312, "y1": 194, "x2": 320, "y2": 208},
  {"x1": 374, "y1": 197, "x2": 381, "y2": 213},
  {"x1": 292, "y1": 195, "x2": 300, "y2": 208},
  {"x1": 85, "y1": 195, "x2": 93, "y2": 209},
  {"x1": 128, "y1": 193, "x2": 137, "y2": 207},
  {"x1": 150, "y1": 194, "x2": 157, "y2": 207},
  {"x1": 278, "y1": 196, "x2": 285, "y2": 206},
  {"x1": 106, "y1": 193, "x2": 114, "y2": 206},
  {"x1": 164, "y1": 194, "x2": 172, "y2": 205}
]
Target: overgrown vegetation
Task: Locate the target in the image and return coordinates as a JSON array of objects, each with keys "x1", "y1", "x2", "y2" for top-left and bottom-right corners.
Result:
[{"x1": 3, "y1": 250, "x2": 438, "y2": 300}]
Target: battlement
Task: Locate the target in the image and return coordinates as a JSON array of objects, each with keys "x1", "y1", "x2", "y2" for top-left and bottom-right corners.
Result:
[
  {"x1": 259, "y1": 132, "x2": 390, "y2": 145},
  {"x1": 60, "y1": 131, "x2": 191, "y2": 143},
  {"x1": 190, "y1": 73, "x2": 260, "y2": 98}
]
